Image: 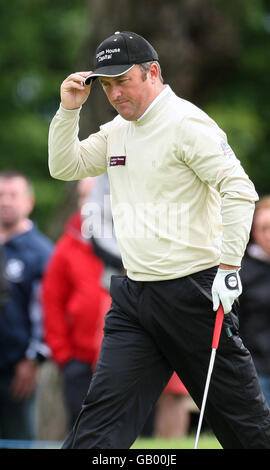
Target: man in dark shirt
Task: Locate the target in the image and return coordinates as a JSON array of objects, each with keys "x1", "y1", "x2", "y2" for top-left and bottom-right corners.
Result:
[{"x1": 0, "y1": 171, "x2": 53, "y2": 440}]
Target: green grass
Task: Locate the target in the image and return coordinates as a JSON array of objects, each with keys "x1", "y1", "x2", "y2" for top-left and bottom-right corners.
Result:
[
  {"x1": 0, "y1": 433, "x2": 222, "y2": 450},
  {"x1": 131, "y1": 433, "x2": 222, "y2": 449}
]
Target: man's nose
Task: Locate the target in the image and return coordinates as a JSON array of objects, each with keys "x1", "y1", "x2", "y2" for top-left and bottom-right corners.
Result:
[{"x1": 109, "y1": 85, "x2": 122, "y2": 101}]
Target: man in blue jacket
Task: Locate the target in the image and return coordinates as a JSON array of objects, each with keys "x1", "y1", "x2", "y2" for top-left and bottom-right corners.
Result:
[
  {"x1": 0, "y1": 171, "x2": 53, "y2": 440},
  {"x1": 0, "y1": 244, "x2": 9, "y2": 311}
]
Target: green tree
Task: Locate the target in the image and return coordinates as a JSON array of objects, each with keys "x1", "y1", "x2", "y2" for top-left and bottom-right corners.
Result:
[{"x1": 0, "y1": 1, "x2": 88, "y2": 237}]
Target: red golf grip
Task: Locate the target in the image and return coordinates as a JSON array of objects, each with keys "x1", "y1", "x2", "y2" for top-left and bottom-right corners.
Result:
[{"x1": 212, "y1": 305, "x2": 224, "y2": 349}]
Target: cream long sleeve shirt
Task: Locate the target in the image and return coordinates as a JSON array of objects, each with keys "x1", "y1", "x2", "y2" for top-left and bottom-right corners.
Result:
[{"x1": 48, "y1": 86, "x2": 258, "y2": 281}]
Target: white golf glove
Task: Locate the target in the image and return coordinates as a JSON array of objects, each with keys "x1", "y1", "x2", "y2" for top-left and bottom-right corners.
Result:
[{"x1": 211, "y1": 268, "x2": 242, "y2": 314}]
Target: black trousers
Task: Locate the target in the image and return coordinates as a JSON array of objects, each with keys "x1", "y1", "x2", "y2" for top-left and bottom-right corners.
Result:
[
  {"x1": 62, "y1": 359, "x2": 93, "y2": 429},
  {"x1": 62, "y1": 267, "x2": 270, "y2": 449}
]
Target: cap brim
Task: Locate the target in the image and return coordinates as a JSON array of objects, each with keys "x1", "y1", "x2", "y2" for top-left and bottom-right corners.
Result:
[{"x1": 84, "y1": 64, "x2": 135, "y2": 85}]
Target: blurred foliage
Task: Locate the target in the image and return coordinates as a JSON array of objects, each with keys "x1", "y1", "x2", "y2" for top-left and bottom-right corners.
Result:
[
  {"x1": 0, "y1": 0, "x2": 270, "y2": 239},
  {"x1": 0, "y1": 0, "x2": 88, "y2": 238},
  {"x1": 203, "y1": 0, "x2": 270, "y2": 195}
]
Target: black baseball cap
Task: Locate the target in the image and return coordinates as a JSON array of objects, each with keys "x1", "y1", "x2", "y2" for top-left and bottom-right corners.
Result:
[{"x1": 84, "y1": 31, "x2": 159, "y2": 85}]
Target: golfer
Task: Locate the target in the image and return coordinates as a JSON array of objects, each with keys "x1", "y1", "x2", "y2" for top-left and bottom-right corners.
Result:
[{"x1": 49, "y1": 31, "x2": 270, "y2": 449}]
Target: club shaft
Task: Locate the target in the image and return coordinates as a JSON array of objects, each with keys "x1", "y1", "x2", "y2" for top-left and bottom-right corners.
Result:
[
  {"x1": 194, "y1": 305, "x2": 224, "y2": 449},
  {"x1": 194, "y1": 348, "x2": 217, "y2": 449}
]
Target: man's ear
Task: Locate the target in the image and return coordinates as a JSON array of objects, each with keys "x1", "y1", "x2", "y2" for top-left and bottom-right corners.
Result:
[
  {"x1": 149, "y1": 63, "x2": 160, "y2": 83},
  {"x1": 26, "y1": 196, "x2": 35, "y2": 217}
]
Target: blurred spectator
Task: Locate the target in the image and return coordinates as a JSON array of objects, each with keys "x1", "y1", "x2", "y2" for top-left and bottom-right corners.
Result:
[
  {"x1": 0, "y1": 170, "x2": 53, "y2": 440},
  {"x1": 0, "y1": 244, "x2": 10, "y2": 311},
  {"x1": 239, "y1": 196, "x2": 270, "y2": 406},
  {"x1": 42, "y1": 178, "x2": 111, "y2": 429},
  {"x1": 82, "y1": 173, "x2": 124, "y2": 290}
]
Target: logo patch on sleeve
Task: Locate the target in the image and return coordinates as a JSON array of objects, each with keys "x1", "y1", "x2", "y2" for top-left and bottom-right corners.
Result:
[
  {"x1": 109, "y1": 156, "x2": 126, "y2": 166},
  {"x1": 220, "y1": 141, "x2": 234, "y2": 158}
]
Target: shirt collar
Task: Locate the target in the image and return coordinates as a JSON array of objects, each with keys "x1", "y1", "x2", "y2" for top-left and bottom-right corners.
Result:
[{"x1": 136, "y1": 85, "x2": 170, "y2": 122}]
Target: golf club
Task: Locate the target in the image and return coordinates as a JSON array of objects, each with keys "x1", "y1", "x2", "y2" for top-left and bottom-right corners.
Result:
[{"x1": 194, "y1": 304, "x2": 224, "y2": 449}]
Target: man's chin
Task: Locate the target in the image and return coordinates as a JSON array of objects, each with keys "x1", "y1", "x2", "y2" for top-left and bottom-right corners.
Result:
[
  {"x1": 0, "y1": 218, "x2": 18, "y2": 229},
  {"x1": 113, "y1": 103, "x2": 137, "y2": 121},
  {"x1": 117, "y1": 109, "x2": 139, "y2": 121}
]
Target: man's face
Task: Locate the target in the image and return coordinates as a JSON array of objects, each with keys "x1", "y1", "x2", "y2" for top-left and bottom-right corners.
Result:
[
  {"x1": 99, "y1": 65, "x2": 159, "y2": 121},
  {"x1": 253, "y1": 208, "x2": 270, "y2": 257},
  {"x1": 0, "y1": 177, "x2": 34, "y2": 228}
]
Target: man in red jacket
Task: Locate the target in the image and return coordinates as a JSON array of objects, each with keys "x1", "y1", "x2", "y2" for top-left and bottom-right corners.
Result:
[{"x1": 42, "y1": 179, "x2": 111, "y2": 428}]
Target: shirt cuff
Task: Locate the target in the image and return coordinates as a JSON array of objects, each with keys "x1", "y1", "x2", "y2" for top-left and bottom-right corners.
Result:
[
  {"x1": 57, "y1": 103, "x2": 82, "y2": 119},
  {"x1": 220, "y1": 253, "x2": 242, "y2": 267}
]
